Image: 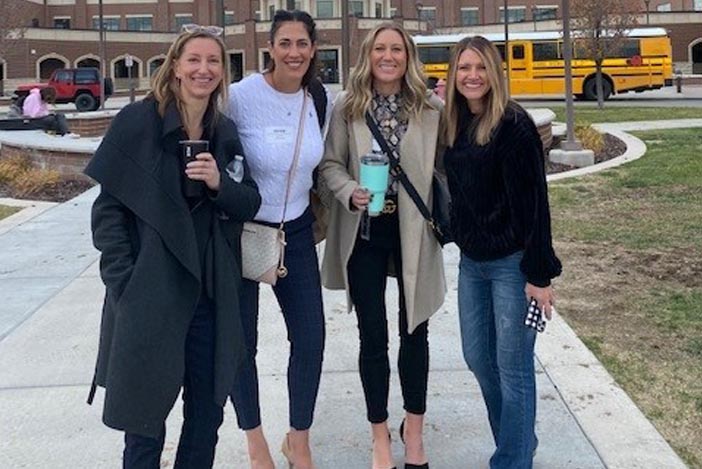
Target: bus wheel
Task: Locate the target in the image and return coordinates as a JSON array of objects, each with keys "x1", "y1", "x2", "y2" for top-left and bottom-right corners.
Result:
[{"x1": 583, "y1": 77, "x2": 612, "y2": 101}]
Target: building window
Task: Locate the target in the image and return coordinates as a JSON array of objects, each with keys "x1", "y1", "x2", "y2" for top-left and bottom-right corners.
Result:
[
  {"x1": 225, "y1": 11, "x2": 235, "y2": 25},
  {"x1": 285, "y1": 0, "x2": 301, "y2": 10},
  {"x1": 92, "y1": 17, "x2": 120, "y2": 30},
  {"x1": 269, "y1": 5, "x2": 275, "y2": 19},
  {"x1": 418, "y1": 7, "x2": 436, "y2": 23},
  {"x1": 656, "y1": 2, "x2": 671, "y2": 10},
  {"x1": 53, "y1": 17, "x2": 71, "y2": 29},
  {"x1": 317, "y1": 49, "x2": 339, "y2": 84},
  {"x1": 230, "y1": 53, "x2": 244, "y2": 82},
  {"x1": 460, "y1": 8, "x2": 479, "y2": 25},
  {"x1": 499, "y1": 7, "x2": 526, "y2": 23},
  {"x1": 375, "y1": 2, "x2": 383, "y2": 18},
  {"x1": 350, "y1": 1, "x2": 364, "y2": 17},
  {"x1": 695, "y1": 0, "x2": 702, "y2": 10},
  {"x1": 174, "y1": 15, "x2": 193, "y2": 31},
  {"x1": 126, "y1": 16, "x2": 153, "y2": 31},
  {"x1": 317, "y1": 0, "x2": 334, "y2": 18},
  {"x1": 532, "y1": 6, "x2": 557, "y2": 20},
  {"x1": 389, "y1": 7, "x2": 397, "y2": 17}
]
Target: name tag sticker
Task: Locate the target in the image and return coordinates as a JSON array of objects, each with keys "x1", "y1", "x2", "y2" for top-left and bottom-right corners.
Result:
[{"x1": 264, "y1": 126, "x2": 295, "y2": 144}]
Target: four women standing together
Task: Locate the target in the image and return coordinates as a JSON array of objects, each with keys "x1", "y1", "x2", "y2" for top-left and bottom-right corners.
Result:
[{"x1": 88, "y1": 11, "x2": 560, "y2": 469}]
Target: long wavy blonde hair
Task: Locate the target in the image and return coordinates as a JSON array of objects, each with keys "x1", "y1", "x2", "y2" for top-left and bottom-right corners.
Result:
[
  {"x1": 149, "y1": 29, "x2": 229, "y2": 127},
  {"x1": 445, "y1": 36, "x2": 508, "y2": 146},
  {"x1": 343, "y1": 22, "x2": 431, "y2": 121}
]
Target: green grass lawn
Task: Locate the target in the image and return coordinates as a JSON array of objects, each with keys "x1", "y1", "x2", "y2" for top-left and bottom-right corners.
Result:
[
  {"x1": 549, "y1": 106, "x2": 702, "y2": 125},
  {"x1": 0, "y1": 204, "x2": 20, "y2": 221},
  {"x1": 550, "y1": 128, "x2": 702, "y2": 466}
]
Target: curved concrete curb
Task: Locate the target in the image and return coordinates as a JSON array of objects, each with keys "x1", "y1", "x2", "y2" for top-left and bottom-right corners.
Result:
[
  {"x1": 549, "y1": 118, "x2": 702, "y2": 182},
  {"x1": 548, "y1": 129, "x2": 647, "y2": 182},
  {"x1": 0, "y1": 130, "x2": 101, "y2": 154}
]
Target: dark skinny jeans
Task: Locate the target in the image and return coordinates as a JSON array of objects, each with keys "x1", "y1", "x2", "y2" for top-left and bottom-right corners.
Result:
[
  {"x1": 230, "y1": 208, "x2": 325, "y2": 431},
  {"x1": 347, "y1": 233, "x2": 429, "y2": 424}
]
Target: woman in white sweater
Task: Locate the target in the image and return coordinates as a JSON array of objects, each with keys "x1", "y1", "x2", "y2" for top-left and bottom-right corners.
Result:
[{"x1": 226, "y1": 9, "x2": 329, "y2": 469}]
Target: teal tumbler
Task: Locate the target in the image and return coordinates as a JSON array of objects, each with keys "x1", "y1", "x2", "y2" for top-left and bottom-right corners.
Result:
[{"x1": 359, "y1": 152, "x2": 390, "y2": 216}]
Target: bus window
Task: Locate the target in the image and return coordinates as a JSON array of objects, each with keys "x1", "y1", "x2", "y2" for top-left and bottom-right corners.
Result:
[
  {"x1": 533, "y1": 42, "x2": 560, "y2": 61},
  {"x1": 607, "y1": 39, "x2": 641, "y2": 58},
  {"x1": 512, "y1": 45, "x2": 525, "y2": 59},
  {"x1": 495, "y1": 44, "x2": 506, "y2": 60},
  {"x1": 418, "y1": 46, "x2": 451, "y2": 64}
]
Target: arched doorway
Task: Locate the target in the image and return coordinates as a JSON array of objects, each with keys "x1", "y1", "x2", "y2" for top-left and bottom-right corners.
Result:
[
  {"x1": 148, "y1": 58, "x2": 164, "y2": 77},
  {"x1": 77, "y1": 58, "x2": 100, "y2": 69},
  {"x1": 113, "y1": 56, "x2": 141, "y2": 90},
  {"x1": 691, "y1": 40, "x2": 702, "y2": 75},
  {"x1": 39, "y1": 57, "x2": 67, "y2": 79}
]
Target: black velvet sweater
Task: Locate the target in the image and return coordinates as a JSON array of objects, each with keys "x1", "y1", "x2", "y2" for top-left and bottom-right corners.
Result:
[{"x1": 443, "y1": 102, "x2": 562, "y2": 287}]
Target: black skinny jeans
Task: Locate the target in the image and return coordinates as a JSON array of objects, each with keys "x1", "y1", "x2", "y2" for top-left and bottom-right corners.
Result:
[
  {"x1": 347, "y1": 232, "x2": 429, "y2": 424},
  {"x1": 123, "y1": 298, "x2": 222, "y2": 469}
]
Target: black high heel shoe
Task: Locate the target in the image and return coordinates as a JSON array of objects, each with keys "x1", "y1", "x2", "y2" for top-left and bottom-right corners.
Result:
[{"x1": 399, "y1": 419, "x2": 429, "y2": 469}]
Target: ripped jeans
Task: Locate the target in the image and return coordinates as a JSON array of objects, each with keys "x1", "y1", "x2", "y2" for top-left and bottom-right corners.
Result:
[{"x1": 457, "y1": 251, "x2": 537, "y2": 469}]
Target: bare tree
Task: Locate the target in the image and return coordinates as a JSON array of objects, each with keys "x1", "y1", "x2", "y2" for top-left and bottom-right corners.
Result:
[
  {"x1": 0, "y1": 0, "x2": 32, "y2": 95},
  {"x1": 570, "y1": 0, "x2": 639, "y2": 108}
]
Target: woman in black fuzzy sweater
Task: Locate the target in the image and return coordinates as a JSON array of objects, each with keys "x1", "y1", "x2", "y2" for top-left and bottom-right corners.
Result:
[{"x1": 442, "y1": 36, "x2": 562, "y2": 469}]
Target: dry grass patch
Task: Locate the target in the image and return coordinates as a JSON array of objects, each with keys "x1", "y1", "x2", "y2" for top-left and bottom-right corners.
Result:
[
  {"x1": 0, "y1": 204, "x2": 20, "y2": 221},
  {"x1": 550, "y1": 128, "x2": 702, "y2": 467}
]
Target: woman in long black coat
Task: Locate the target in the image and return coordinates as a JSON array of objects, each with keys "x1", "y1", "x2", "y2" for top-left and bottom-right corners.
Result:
[{"x1": 85, "y1": 25, "x2": 261, "y2": 468}]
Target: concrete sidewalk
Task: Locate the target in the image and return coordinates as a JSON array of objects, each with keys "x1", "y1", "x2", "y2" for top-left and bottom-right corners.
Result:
[{"x1": 0, "y1": 186, "x2": 686, "y2": 469}]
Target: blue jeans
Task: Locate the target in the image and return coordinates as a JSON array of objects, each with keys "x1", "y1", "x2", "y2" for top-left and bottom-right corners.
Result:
[
  {"x1": 230, "y1": 208, "x2": 325, "y2": 431},
  {"x1": 458, "y1": 251, "x2": 537, "y2": 469},
  {"x1": 123, "y1": 298, "x2": 223, "y2": 469}
]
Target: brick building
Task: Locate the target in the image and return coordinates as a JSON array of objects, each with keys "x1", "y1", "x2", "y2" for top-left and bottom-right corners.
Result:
[{"x1": 0, "y1": 0, "x2": 700, "y2": 94}]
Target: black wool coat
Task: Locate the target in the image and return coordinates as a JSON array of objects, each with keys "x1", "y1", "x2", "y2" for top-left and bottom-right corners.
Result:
[{"x1": 84, "y1": 97, "x2": 261, "y2": 438}]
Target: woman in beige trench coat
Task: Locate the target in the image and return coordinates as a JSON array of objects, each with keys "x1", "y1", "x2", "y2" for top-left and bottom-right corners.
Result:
[{"x1": 319, "y1": 22, "x2": 445, "y2": 469}]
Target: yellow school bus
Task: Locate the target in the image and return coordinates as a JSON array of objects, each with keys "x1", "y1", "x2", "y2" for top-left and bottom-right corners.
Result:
[{"x1": 414, "y1": 28, "x2": 673, "y2": 100}]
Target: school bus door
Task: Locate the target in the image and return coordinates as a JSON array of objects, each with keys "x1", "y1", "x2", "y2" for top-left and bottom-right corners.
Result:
[{"x1": 508, "y1": 42, "x2": 531, "y2": 94}]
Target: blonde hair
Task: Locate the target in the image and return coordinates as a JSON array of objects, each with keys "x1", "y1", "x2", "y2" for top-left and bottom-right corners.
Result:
[
  {"x1": 445, "y1": 36, "x2": 508, "y2": 146},
  {"x1": 149, "y1": 30, "x2": 229, "y2": 126},
  {"x1": 343, "y1": 22, "x2": 431, "y2": 121}
]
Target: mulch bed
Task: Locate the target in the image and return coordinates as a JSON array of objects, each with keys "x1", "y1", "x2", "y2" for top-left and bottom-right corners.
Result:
[
  {"x1": 0, "y1": 178, "x2": 95, "y2": 203},
  {"x1": 1, "y1": 133, "x2": 626, "y2": 203},
  {"x1": 546, "y1": 133, "x2": 627, "y2": 174}
]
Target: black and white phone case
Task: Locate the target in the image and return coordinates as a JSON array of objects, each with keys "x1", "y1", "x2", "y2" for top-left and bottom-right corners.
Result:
[{"x1": 525, "y1": 298, "x2": 547, "y2": 333}]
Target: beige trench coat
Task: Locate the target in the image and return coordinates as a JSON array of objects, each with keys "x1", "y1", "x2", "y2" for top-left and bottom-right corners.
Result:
[{"x1": 319, "y1": 91, "x2": 446, "y2": 333}]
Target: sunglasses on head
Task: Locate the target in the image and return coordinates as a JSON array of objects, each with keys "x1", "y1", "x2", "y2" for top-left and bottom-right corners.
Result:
[{"x1": 181, "y1": 23, "x2": 224, "y2": 37}]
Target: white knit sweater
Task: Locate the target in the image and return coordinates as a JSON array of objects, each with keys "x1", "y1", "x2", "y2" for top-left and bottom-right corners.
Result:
[{"x1": 226, "y1": 73, "x2": 329, "y2": 223}]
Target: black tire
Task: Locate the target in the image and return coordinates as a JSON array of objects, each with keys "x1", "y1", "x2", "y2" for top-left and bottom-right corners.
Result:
[
  {"x1": 583, "y1": 77, "x2": 612, "y2": 101},
  {"x1": 75, "y1": 93, "x2": 96, "y2": 112}
]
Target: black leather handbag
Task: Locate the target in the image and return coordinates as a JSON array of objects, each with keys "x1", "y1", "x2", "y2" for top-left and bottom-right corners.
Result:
[{"x1": 365, "y1": 112, "x2": 453, "y2": 246}]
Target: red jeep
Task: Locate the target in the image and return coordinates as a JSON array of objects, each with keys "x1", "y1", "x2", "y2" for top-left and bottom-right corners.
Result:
[{"x1": 14, "y1": 68, "x2": 113, "y2": 112}]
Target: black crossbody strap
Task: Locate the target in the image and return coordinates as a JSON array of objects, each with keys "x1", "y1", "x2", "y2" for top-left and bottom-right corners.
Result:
[{"x1": 364, "y1": 111, "x2": 434, "y2": 224}]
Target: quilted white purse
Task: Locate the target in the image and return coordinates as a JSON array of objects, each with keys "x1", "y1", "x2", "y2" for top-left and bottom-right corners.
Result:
[
  {"x1": 241, "y1": 90, "x2": 307, "y2": 285},
  {"x1": 241, "y1": 222, "x2": 287, "y2": 285}
]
